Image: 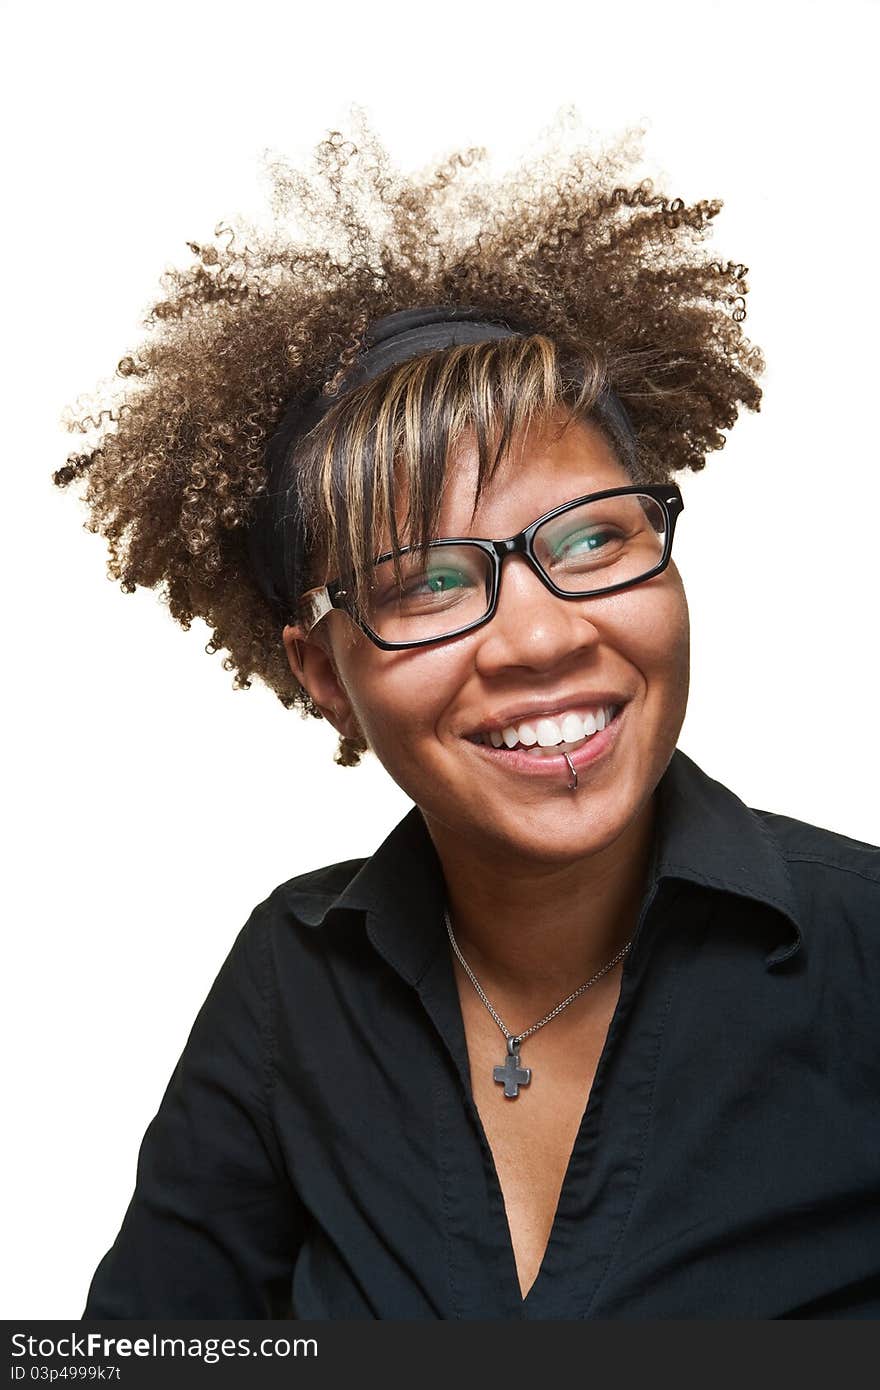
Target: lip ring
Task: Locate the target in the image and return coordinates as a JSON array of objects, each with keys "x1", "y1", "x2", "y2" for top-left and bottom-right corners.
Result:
[{"x1": 464, "y1": 703, "x2": 626, "y2": 779}]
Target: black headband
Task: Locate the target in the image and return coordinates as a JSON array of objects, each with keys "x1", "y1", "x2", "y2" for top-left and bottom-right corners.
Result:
[{"x1": 244, "y1": 305, "x2": 638, "y2": 626}]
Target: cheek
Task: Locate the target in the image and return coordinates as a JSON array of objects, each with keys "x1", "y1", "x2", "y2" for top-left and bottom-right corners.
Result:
[
  {"x1": 664, "y1": 578, "x2": 691, "y2": 677},
  {"x1": 609, "y1": 579, "x2": 689, "y2": 664},
  {"x1": 345, "y1": 649, "x2": 467, "y2": 754},
  {"x1": 605, "y1": 585, "x2": 690, "y2": 732},
  {"x1": 653, "y1": 586, "x2": 690, "y2": 666},
  {"x1": 641, "y1": 584, "x2": 691, "y2": 722}
]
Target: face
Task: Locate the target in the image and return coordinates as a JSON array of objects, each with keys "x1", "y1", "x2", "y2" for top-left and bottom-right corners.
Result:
[{"x1": 284, "y1": 410, "x2": 690, "y2": 869}]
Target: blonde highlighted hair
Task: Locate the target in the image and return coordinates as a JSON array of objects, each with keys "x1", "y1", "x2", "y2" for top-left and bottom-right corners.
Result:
[{"x1": 289, "y1": 329, "x2": 646, "y2": 629}]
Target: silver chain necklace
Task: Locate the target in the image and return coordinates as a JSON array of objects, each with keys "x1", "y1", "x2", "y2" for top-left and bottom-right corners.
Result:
[{"x1": 443, "y1": 904, "x2": 632, "y2": 1099}]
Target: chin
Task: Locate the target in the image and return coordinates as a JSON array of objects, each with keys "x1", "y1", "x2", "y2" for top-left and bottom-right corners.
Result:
[{"x1": 526, "y1": 803, "x2": 636, "y2": 859}]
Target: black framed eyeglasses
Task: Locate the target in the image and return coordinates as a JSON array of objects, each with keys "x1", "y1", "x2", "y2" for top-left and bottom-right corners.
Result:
[{"x1": 298, "y1": 482, "x2": 684, "y2": 651}]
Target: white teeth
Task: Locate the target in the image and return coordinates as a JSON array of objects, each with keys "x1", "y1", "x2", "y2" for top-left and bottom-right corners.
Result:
[
  {"x1": 560, "y1": 713, "x2": 584, "y2": 743},
  {"x1": 536, "y1": 717, "x2": 563, "y2": 747},
  {"x1": 476, "y1": 704, "x2": 617, "y2": 749}
]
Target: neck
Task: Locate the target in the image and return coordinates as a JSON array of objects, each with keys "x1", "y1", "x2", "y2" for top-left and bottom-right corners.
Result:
[{"x1": 422, "y1": 792, "x2": 658, "y2": 1014}]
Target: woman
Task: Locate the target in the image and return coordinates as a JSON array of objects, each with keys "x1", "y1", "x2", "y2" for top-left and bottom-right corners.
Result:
[{"x1": 59, "y1": 120, "x2": 880, "y2": 1319}]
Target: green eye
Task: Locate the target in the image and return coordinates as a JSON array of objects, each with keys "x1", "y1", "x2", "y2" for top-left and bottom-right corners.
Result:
[
  {"x1": 553, "y1": 528, "x2": 611, "y2": 558},
  {"x1": 421, "y1": 570, "x2": 467, "y2": 595}
]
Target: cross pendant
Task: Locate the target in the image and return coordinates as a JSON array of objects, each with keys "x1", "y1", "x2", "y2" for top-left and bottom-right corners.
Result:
[{"x1": 493, "y1": 1037, "x2": 531, "y2": 1098}]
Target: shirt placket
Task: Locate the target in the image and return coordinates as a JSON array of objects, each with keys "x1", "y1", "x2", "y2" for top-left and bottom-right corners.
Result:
[{"x1": 412, "y1": 879, "x2": 691, "y2": 1318}]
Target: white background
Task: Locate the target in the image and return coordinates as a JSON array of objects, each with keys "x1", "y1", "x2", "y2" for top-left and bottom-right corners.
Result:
[{"x1": 3, "y1": 0, "x2": 878, "y2": 1318}]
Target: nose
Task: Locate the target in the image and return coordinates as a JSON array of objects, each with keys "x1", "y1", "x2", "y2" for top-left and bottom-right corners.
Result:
[{"x1": 471, "y1": 551, "x2": 602, "y2": 676}]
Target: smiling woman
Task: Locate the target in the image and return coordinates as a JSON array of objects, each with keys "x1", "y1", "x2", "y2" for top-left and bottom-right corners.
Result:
[{"x1": 57, "y1": 115, "x2": 880, "y2": 1319}]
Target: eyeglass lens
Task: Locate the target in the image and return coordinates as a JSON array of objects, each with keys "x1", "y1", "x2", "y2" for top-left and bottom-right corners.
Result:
[{"x1": 362, "y1": 493, "x2": 669, "y2": 645}]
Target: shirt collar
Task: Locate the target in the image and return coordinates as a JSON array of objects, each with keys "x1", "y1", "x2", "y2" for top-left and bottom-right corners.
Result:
[{"x1": 280, "y1": 747, "x2": 803, "y2": 979}]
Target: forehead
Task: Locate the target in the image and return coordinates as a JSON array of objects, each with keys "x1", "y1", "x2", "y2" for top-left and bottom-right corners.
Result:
[{"x1": 407, "y1": 411, "x2": 633, "y2": 540}]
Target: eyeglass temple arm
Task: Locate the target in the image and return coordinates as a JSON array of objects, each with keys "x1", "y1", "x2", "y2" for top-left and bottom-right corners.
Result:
[{"x1": 299, "y1": 586, "x2": 334, "y2": 637}]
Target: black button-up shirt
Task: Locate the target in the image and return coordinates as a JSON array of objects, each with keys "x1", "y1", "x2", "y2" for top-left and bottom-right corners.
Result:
[{"x1": 83, "y1": 749, "x2": 880, "y2": 1319}]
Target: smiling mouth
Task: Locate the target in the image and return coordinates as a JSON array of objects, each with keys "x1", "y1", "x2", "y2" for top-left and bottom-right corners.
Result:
[
  {"x1": 461, "y1": 702, "x2": 626, "y2": 774},
  {"x1": 466, "y1": 704, "x2": 622, "y2": 756}
]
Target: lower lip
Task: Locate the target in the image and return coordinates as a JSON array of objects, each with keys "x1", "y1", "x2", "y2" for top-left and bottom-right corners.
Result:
[{"x1": 464, "y1": 704, "x2": 627, "y2": 779}]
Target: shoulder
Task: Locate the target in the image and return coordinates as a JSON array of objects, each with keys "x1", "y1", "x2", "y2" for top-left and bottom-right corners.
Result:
[
  {"x1": 752, "y1": 806, "x2": 880, "y2": 938},
  {"x1": 268, "y1": 856, "x2": 370, "y2": 908},
  {"x1": 753, "y1": 806, "x2": 880, "y2": 881},
  {"x1": 240, "y1": 855, "x2": 372, "y2": 947},
  {"x1": 217, "y1": 856, "x2": 375, "y2": 1026}
]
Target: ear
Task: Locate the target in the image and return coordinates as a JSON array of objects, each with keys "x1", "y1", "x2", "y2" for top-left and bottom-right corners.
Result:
[{"x1": 282, "y1": 622, "x2": 362, "y2": 741}]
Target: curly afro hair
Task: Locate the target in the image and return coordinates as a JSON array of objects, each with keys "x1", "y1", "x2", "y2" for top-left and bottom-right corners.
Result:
[{"x1": 52, "y1": 111, "x2": 765, "y2": 770}]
